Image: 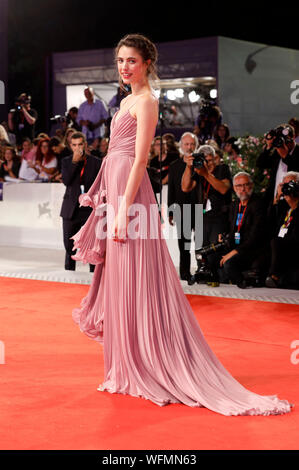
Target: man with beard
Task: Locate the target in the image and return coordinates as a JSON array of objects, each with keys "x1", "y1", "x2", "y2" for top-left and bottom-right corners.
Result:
[{"x1": 218, "y1": 171, "x2": 267, "y2": 287}]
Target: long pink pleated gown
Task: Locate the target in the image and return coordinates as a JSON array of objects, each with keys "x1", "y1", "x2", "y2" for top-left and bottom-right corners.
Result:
[{"x1": 71, "y1": 98, "x2": 293, "y2": 416}]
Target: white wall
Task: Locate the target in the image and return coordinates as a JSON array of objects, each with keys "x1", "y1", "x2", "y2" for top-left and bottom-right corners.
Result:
[
  {"x1": 218, "y1": 37, "x2": 299, "y2": 136},
  {"x1": 0, "y1": 183, "x2": 198, "y2": 270}
]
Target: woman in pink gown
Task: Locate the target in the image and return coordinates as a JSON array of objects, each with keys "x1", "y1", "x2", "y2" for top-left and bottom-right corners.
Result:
[{"x1": 71, "y1": 34, "x2": 293, "y2": 416}]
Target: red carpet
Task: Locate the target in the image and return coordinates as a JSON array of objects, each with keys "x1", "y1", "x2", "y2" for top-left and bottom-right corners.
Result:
[{"x1": 0, "y1": 277, "x2": 298, "y2": 450}]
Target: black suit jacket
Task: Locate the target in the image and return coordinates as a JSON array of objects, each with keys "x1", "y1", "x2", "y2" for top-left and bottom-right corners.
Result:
[
  {"x1": 228, "y1": 193, "x2": 266, "y2": 259},
  {"x1": 60, "y1": 154, "x2": 102, "y2": 220},
  {"x1": 256, "y1": 144, "x2": 299, "y2": 204}
]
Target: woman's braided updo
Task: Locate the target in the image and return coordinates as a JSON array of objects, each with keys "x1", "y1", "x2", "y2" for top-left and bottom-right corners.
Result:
[{"x1": 115, "y1": 33, "x2": 159, "y2": 91}]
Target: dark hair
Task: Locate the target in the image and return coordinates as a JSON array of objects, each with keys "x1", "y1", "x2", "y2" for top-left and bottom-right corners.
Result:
[
  {"x1": 4, "y1": 145, "x2": 17, "y2": 159},
  {"x1": 49, "y1": 137, "x2": 62, "y2": 148},
  {"x1": 288, "y1": 117, "x2": 299, "y2": 135},
  {"x1": 69, "y1": 107, "x2": 78, "y2": 114},
  {"x1": 115, "y1": 33, "x2": 158, "y2": 92},
  {"x1": 214, "y1": 123, "x2": 230, "y2": 140},
  {"x1": 71, "y1": 131, "x2": 86, "y2": 142}
]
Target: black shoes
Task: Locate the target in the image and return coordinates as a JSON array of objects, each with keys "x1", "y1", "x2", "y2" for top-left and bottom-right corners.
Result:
[{"x1": 265, "y1": 276, "x2": 279, "y2": 288}]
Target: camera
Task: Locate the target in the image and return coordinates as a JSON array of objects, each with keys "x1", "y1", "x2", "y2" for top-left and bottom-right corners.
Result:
[
  {"x1": 192, "y1": 152, "x2": 206, "y2": 169},
  {"x1": 188, "y1": 234, "x2": 230, "y2": 286},
  {"x1": 196, "y1": 235, "x2": 230, "y2": 258},
  {"x1": 281, "y1": 180, "x2": 299, "y2": 197},
  {"x1": 15, "y1": 93, "x2": 31, "y2": 111},
  {"x1": 265, "y1": 125, "x2": 293, "y2": 149},
  {"x1": 50, "y1": 113, "x2": 71, "y2": 125}
]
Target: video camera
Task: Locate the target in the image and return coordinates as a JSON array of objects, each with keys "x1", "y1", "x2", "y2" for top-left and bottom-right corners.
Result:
[
  {"x1": 281, "y1": 180, "x2": 299, "y2": 198},
  {"x1": 50, "y1": 112, "x2": 71, "y2": 125},
  {"x1": 15, "y1": 93, "x2": 31, "y2": 111},
  {"x1": 265, "y1": 125, "x2": 294, "y2": 149},
  {"x1": 198, "y1": 99, "x2": 220, "y2": 121},
  {"x1": 187, "y1": 234, "x2": 230, "y2": 286}
]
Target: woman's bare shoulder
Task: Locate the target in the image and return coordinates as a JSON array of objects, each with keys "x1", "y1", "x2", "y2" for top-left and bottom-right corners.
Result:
[{"x1": 137, "y1": 92, "x2": 158, "y2": 112}]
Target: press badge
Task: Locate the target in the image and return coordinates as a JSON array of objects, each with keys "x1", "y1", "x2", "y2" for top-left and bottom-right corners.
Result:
[
  {"x1": 205, "y1": 199, "x2": 212, "y2": 212},
  {"x1": 234, "y1": 232, "x2": 241, "y2": 245},
  {"x1": 278, "y1": 227, "x2": 288, "y2": 238},
  {"x1": 80, "y1": 185, "x2": 85, "y2": 194}
]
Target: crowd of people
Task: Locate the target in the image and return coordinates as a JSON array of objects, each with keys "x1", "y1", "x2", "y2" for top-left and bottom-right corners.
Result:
[{"x1": 0, "y1": 87, "x2": 299, "y2": 290}]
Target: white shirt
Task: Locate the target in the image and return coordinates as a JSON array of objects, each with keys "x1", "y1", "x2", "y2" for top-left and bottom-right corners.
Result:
[
  {"x1": 18, "y1": 159, "x2": 39, "y2": 181},
  {"x1": 77, "y1": 99, "x2": 108, "y2": 141},
  {"x1": 38, "y1": 157, "x2": 58, "y2": 180}
]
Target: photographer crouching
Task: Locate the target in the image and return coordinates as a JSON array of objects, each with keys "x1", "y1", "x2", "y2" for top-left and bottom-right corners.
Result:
[
  {"x1": 265, "y1": 172, "x2": 299, "y2": 289},
  {"x1": 181, "y1": 144, "x2": 232, "y2": 282},
  {"x1": 217, "y1": 172, "x2": 268, "y2": 288}
]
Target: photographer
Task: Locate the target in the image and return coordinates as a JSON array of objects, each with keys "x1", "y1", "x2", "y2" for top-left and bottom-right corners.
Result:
[
  {"x1": 182, "y1": 144, "x2": 232, "y2": 247},
  {"x1": 256, "y1": 123, "x2": 299, "y2": 213},
  {"x1": 193, "y1": 102, "x2": 222, "y2": 144},
  {"x1": 77, "y1": 87, "x2": 108, "y2": 144},
  {"x1": 265, "y1": 172, "x2": 299, "y2": 289},
  {"x1": 168, "y1": 132, "x2": 198, "y2": 281},
  {"x1": 60, "y1": 131, "x2": 102, "y2": 272},
  {"x1": 218, "y1": 172, "x2": 267, "y2": 288},
  {"x1": 8, "y1": 93, "x2": 38, "y2": 147}
]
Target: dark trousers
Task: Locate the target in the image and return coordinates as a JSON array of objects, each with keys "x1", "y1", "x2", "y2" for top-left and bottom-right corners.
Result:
[
  {"x1": 177, "y1": 226, "x2": 194, "y2": 278},
  {"x1": 221, "y1": 253, "x2": 249, "y2": 284},
  {"x1": 62, "y1": 207, "x2": 94, "y2": 272},
  {"x1": 269, "y1": 237, "x2": 299, "y2": 288},
  {"x1": 174, "y1": 206, "x2": 196, "y2": 278},
  {"x1": 195, "y1": 213, "x2": 229, "y2": 276}
]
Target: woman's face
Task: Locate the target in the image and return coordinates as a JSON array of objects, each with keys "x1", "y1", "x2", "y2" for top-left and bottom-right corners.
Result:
[
  {"x1": 224, "y1": 142, "x2": 232, "y2": 153},
  {"x1": 218, "y1": 126, "x2": 226, "y2": 138},
  {"x1": 41, "y1": 142, "x2": 49, "y2": 155},
  {"x1": 22, "y1": 141, "x2": 31, "y2": 153},
  {"x1": 153, "y1": 139, "x2": 166, "y2": 156},
  {"x1": 4, "y1": 149, "x2": 13, "y2": 161},
  {"x1": 117, "y1": 46, "x2": 149, "y2": 86}
]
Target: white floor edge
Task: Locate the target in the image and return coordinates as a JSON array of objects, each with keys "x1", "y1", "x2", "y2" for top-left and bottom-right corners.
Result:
[{"x1": 0, "y1": 245, "x2": 298, "y2": 305}]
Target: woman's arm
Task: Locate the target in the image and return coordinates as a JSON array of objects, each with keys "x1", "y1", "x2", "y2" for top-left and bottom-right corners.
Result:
[{"x1": 121, "y1": 95, "x2": 158, "y2": 208}]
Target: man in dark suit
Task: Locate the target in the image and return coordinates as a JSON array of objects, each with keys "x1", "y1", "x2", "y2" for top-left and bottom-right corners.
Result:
[
  {"x1": 218, "y1": 171, "x2": 268, "y2": 287},
  {"x1": 167, "y1": 132, "x2": 198, "y2": 281},
  {"x1": 256, "y1": 123, "x2": 299, "y2": 214},
  {"x1": 60, "y1": 131, "x2": 102, "y2": 271}
]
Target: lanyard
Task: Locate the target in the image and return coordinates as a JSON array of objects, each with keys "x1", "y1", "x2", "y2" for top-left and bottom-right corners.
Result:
[
  {"x1": 80, "y1": 158, "x2": 87, "y2": 182},
  {"x1": 236, "y1": 202, "x2": 247, "y2": 232},
  {"x1": 282, "y1": 208, "x2": 293, "y2": 228}
]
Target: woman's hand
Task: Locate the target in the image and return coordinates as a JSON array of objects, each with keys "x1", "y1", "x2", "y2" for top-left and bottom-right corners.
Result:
[
  {"x1": 111, "y1": 207, "x2": 129, "y2": 243},
  {"x1": 4, "y1": 161, "x2": 13, "y2": 172}
]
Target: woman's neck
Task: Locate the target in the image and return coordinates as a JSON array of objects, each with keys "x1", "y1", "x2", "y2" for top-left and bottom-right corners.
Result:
[{"x1": 130, "y1": 79, "x2": 151, "y2": 96}]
